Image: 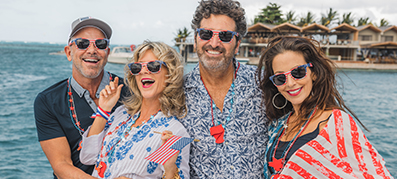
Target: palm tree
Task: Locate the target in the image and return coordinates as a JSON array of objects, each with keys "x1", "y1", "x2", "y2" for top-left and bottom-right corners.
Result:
[
  {"x1": 379, "y1": 18, "x2": 390, "y2": 27},
  {"x1": 357, "y1": 17, "x2": 371, "y2": 26},
  {"x1": 297, "y1": 11, "x2": 315, "y2": 27},
  {"x1": 254, "y1": 2, "x2": 284, "y2": 24},
  {"x1": 284, "y1": 10, "x2": 297, "y2": 25},
  {"x1": 339, "y1": 12, "x2": 354, "y2": 25},
  {"x1": 321, "y1": 8, "x2": 338, "y2": 27},
  {"x1": 174, "y1": 27, "x2": 191, "y2": 43}
]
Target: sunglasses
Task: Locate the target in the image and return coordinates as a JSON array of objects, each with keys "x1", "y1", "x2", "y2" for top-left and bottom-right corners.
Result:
[
  {"x1": 128, "y1": 60, "x2": 167, "y2": 75},
  {"x1": 69, "y1": 38, "x2": 109, "y2": 50},
  {"x1": 269, "y1": 63, "x2": 313, "y2": 86},
  {"x1": 197, "y1": 28, "x2": 239, "y2": 43}
]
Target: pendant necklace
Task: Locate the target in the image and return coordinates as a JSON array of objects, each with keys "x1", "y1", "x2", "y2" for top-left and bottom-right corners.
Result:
[
  {"x1": 201, "y1": 62, "x2": 240, "y2": 144},
  {"x1": 94, "y1": 110, "x2": 160, "y2": 178},
  {"x1": 67, "y1": 72, "x2": 112, "y2": 135},
  {"x1": 268, "y1": 106, "x2": 318, "y2": 177}
]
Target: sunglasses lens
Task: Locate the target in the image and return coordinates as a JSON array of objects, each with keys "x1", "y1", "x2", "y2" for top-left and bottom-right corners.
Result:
[
  {"x1": 199, "y1": 29, "x2": 213, "y2": 41},
  {"x1": 273, "y1": 74, "x2": 286, "y2": 86},
  {"x1": 129, "y1": 63, "x2": 142, "y2": 75},
  {"x1": 95, "y1": 39, "x2": 108, "y2": 49},
  {"x1": 291, "y1": 66, "x2": 307, "y2": 79},
  {"x1": 219, "y1": 31, "x2": 234, "y2": 42},
  {"x1": 75, "y1": 39, "x2": 90, "y2": 49},
  {"x1": 147, "y1": 61, "x2": 161, "y2": 73}
]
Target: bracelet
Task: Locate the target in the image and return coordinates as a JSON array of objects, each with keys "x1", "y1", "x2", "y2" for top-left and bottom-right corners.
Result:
[
  {"x1": 95, "y1": 106, "x2": 111, "y2": 121},
  {"x1": 162, "y1": 168, "x2": 180, "y2": 179}
]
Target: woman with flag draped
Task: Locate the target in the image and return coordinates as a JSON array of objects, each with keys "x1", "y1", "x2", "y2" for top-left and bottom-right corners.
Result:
[
  {"x1": 257, "y1": 36, "x2": 392, "y2": 179},
  {"x1": 79, "y1": 41, "x2": 190, "y2": 179}
]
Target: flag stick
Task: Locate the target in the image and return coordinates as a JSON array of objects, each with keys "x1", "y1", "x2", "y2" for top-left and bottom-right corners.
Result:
[{"x1": 153, "y1": 131, "x2": 200, "y2": 142}]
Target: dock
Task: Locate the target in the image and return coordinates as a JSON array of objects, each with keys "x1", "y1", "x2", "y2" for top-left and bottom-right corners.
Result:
[{"x1": 186, "y1": 58, "x2": 397, "y2": 71}]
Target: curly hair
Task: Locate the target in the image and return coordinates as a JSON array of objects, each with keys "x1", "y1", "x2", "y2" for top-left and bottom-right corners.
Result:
[
  {"x1": 123, "y1": 41, "x2": 187, "y2": 119},
  {"x1": 256, "y1": 36, "x2": 367, "y2": 130},
  {"x1": 191, "y1": 0, "x2": 247, "y2": 39}
]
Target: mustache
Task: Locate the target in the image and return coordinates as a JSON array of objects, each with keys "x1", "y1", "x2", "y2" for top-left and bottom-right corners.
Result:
[
  {"x1": 202, "y1": 45, "x2": 225, "y2": 53},
  {"x1": 82, "y1": 54, "x2": 102, "y2": 60}
]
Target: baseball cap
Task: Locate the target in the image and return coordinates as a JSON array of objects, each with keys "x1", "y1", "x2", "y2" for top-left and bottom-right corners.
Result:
[{"x1": 68, "y1": 16, "x2": 112, "y2": 42}]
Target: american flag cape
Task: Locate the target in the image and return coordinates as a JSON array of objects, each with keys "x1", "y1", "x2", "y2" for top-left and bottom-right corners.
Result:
[
  {"x1": 145, "y1": 135, "x2": 193, "y2": 165},
  {"x1": 264, "y1": 109, "x2": 393, "y2": 179}
]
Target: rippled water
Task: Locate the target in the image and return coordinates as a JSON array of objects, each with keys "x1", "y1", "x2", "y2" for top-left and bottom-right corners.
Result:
[{"x1": 0, "y1": 42, "x2": 395, "y2": 178}]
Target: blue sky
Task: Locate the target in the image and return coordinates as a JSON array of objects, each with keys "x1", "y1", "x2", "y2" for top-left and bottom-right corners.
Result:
[{"x1": 1, "y1": 0, "x2": 396, "y2": 45}]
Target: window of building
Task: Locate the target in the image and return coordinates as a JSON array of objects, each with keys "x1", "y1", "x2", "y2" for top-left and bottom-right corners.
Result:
[
  {"x1": 381, "y1": 36, "x2": 394, "y2": 42},
  {"x1": 360, "y1": 35, "x2": 372, "y2": 41}
]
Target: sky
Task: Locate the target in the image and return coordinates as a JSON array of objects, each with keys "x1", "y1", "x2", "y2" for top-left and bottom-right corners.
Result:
[{"x1": 1, "y1": 0, "x2": 396, "y2": 46}]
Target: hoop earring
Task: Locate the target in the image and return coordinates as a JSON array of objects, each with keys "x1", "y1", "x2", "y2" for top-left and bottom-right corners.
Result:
[{"x1": 272, "y1": 92, "x2": 287, "y2": 109}]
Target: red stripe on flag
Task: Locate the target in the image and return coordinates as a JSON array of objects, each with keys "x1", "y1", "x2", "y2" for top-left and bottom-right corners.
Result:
[
  {"x1": 295, "y1": 149, "x2": 343, "y2": 179},
  {"x1": 145, "y1": 135, "x2": 181, "y2": 165},
  {"x1": 334, "y1": 110, "x2": 347, "y2": 158}
]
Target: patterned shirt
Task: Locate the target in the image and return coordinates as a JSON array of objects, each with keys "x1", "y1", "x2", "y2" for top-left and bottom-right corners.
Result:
[
  {"x1": 80, "y1": 106, "x2": 190, "y2": 179},
  {"x1": 181, "y1": 60, "x2": 268, "y2": 179},
  {"x1": 264, "y1": 109, "x2": 393, "y2": 179}
]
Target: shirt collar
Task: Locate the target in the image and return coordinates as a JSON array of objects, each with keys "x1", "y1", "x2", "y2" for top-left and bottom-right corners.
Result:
[{"x1": 70, "y1": 71, "x2": 111, "y2": 98}]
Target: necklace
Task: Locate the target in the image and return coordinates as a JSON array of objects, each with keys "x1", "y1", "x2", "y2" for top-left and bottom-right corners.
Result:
[
  {"x1": 201, "y1": 62, "x2": 240, "y2": 144},
  {"x1": 268, "y1": 106, "x2": 318, "y2": 176},
  {"x1": 67, "y1": 72, "x2": 112, "y2": 135},
  {"x1": 94, "y1": 110, "x2": 160, "y2": 178}
]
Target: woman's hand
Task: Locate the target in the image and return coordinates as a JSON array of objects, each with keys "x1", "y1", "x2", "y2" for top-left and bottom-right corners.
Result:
[
  {"x1": 99, "y1": 77, "x2": 124, "y2": 111},
  {"x1": 161, "y1": 131, "x2": 179, "y2": 179}
]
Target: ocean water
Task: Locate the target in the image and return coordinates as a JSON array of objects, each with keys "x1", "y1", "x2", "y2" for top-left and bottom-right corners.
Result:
[{"x1": 0, "y1": 41, "x2": 395, "y2": 178}]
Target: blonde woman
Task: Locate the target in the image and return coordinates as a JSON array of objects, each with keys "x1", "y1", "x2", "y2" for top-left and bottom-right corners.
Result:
[{"x1": 80, "y1": 41, "x2": 189, "y2": 179}]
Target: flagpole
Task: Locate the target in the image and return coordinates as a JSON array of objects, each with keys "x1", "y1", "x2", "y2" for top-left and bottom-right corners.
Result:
[{"x1": 153, "y1": 131, "x2": 200, "y2": 142}]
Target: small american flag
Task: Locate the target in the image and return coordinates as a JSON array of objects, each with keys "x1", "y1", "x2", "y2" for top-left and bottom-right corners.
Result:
[{"x1": 145, "y1": 135, "x2": 193, "y2": 165}]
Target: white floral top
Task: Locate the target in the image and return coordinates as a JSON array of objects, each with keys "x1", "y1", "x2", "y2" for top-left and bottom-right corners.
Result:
[{"x1": 80, "y1": 105, "x2": 190, "y2": 179}]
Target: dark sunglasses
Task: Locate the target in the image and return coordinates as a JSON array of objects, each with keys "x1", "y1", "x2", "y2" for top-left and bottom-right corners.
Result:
[
  {"x1": 196, "y1": 28, "x2": 239, "y2": 43},
  {"x1": 69, "y1": 38, "x2": 109, "y2": 50},
  {"x1": 269, "y1": 63, "x2": 313, "y2": 86},
  {"x1": 128, "y1": 60, "x2": 167, "y2": 75}
]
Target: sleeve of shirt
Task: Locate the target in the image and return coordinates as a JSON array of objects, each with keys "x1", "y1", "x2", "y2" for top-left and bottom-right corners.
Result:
[
  {"x1": 34, "y1": 93, "x2": 65, "y2": 141},
  {"x1": 337, "y1": 110, "x2": 393, "y2": 178},
  {"x1": 79, "y1": 126, "x2": 106, "y2": 165},
  {"x1": 172, "y1": 121, "x2": 191, "y2": 179}
]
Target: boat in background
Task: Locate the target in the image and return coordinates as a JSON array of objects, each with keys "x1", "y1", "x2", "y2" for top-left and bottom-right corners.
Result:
[{"x1": 108, "y1": 46, "x2": 133, "y2": 64}]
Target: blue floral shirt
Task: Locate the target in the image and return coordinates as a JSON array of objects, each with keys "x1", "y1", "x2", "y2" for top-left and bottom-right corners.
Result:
[{"x1": 181, "y1": 61, "x2": 268, "y2": 179}]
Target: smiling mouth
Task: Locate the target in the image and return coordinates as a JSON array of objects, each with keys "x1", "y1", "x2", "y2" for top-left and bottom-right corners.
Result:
[
  {"x1": 142, "y1": 79, "x2": 155, "y2": 88},
  {"x1": 288, "y1": 87, "x2": 302, "y2": 95},
  {"x1": 206, "y1": 50, "x2": 222, "y2": 55},
  {"x1": 83, "y1": 58, "x2": 99, "y2": 63}
]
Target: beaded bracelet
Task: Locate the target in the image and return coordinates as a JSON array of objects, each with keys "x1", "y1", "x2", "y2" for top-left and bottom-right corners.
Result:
[
  {"x1": 162, "y1": 169, "x2": 180, "y2": 179},
  {"x1": 95, "y1": 106, "x2": 111, "y2": 121}
]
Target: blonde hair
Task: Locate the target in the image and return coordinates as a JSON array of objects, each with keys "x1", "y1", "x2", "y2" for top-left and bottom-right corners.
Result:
[{"x1": 123, "y1": 40, "x2": 187, "y2": 118}]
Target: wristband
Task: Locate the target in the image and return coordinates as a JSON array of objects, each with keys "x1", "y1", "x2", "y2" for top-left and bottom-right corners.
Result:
[{"x1": 96, "y1": 106, "x2": 111, "y2": 121}]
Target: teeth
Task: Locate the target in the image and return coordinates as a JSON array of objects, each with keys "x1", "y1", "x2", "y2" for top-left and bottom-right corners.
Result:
[
  {"x1": 83, "y1": 58, "x2": 99, "y2": 62},
  {"x1": 289, "y1": 88, "x2": 301, "y2": 94},
  {"x1": 207, "y1": 50, "x2": 220, "y2": 55},
  {"x1": 142, "y1": 79, "x2": 154, "y2": 83}
]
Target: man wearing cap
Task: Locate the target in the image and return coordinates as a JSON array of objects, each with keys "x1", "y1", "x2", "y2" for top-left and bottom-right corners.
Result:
[{"x1": 34, "y1": 17, "x2": 128, "y2": 178}]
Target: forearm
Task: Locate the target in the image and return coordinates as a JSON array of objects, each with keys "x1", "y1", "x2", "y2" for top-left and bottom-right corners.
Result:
[
  {"x1": 163, "y1": 164, "x2": 178, "y2": 179},
  {"x1": 53, "y1": 161, "x2": 97, "y2": 179},
  {"x1": 87, "y1": 116, "x2": 107, "y2": 137}
]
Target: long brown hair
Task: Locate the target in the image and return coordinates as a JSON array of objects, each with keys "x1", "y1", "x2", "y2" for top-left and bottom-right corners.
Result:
[{"x1": 256, "y1": 36, "x2": 367, "y2": 130}]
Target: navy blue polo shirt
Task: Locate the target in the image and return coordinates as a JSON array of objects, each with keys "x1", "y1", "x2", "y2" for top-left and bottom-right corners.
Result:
[{"x1": 34, "y1": 72, "x2": 129, "y2": 178}]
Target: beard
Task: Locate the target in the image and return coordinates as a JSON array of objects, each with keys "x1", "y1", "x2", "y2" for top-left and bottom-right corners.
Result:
[
  {"x1": 196, "y1": 43, "x2": 236, "y2": 72},
  {"x1": 73, "y1": 55, "x2": 106, "y2": 79}
]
